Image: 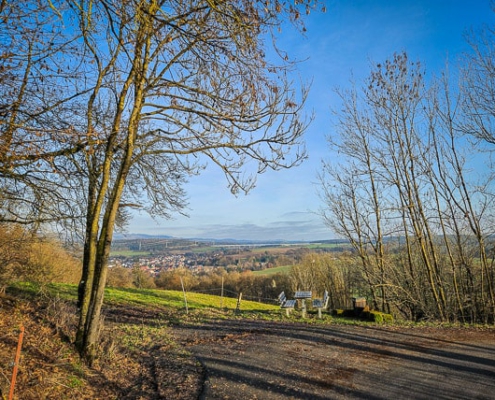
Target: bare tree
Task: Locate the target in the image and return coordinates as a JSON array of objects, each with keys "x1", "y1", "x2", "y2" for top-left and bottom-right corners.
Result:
[
  {"x1": 319, "y1": 53, "x2": 495, "y2": 322},
  {"x1": 460, "y1": 21, "x2": 495, "y2": 145},
  {"x1": 2, "y1": 0, "x2": 320, "y2": 363},
  {"x1": 458, "y1": 21, "x2": 495, "y2": 320},
  {"x1": 0, "y1": 2, "x2": 91, "y2": 226}
]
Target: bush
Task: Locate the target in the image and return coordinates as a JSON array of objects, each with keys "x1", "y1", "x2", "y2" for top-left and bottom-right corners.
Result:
[
  {"x1": 107, "y1": 266, "x2": 134, "y2": 288},
  {"x1": 369, "y1": 311, "x2": 383, "y2": 323},
  {"x1": 0, "y1": 224, "x2": 81, "y2": 288},
  {"x1": 26, "y1": 239, "x2": 81, "y2": 284},
  {"x1": 383, "y1": 313, "x2": 394, "y2": 323},
  {"x1": 343, "y1": 309, "x2": 356, "y2": 318},
  {"x1": 361, "y1": 310, "x2": 394, "y2": 323}
]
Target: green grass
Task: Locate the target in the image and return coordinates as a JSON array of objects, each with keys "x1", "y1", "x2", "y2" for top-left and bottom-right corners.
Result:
[
  {"x1": 10, "y1": 282, "x2": 278, "y2": 313},
  {"x1": 104, "y1": 287, "x2": 277, "y2": 311},
  {"x1": 13, "y1": 281, "x2": 432, "y2": 326},
  {"x1": 253, "y1": 265, "x2": 293, "y2": 275}
]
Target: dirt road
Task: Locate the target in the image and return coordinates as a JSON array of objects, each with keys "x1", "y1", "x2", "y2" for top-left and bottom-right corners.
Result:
[{"x1": 175, "y1": 319, "x2": 495, "y2": 400}]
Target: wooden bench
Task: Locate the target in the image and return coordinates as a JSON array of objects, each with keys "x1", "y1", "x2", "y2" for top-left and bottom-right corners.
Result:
[
  {"x1": 312, "y1": 290, "x2": 329, "y2": 318},
  {"x1": 278, "y1": 291, "x2": 296, "y2": 316}
]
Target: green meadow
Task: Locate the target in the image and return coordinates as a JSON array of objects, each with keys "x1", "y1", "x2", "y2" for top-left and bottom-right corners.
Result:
[
  {"x1": 253, "y1": 265, "x2": 292, "y2": 275},
  {"x1": 13, "y1": 282, "x2": 279, "y2": 313}
]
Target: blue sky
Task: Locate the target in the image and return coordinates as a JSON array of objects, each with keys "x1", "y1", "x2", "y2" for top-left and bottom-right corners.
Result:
[{"x1": 127, "y1": 0, "x2": 494, "y2": 241}]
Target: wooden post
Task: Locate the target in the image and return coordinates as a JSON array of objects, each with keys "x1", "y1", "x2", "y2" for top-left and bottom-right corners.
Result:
[
  {"x1": 9, "y1": 326, "x2": 24, "y2": 400},
  {"x1": 235, "y1": 292, "x2": 242, "y2": 314},
  {"x1": 220, "y1": 276, "x2": 224, "y2": 308},
  {"x1": 180, "y1": 277, "x2": 188, "y2": 314}
]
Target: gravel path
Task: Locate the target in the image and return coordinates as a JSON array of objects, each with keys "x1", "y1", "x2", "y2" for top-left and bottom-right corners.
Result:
[{"x1": 175, "y1": 320, "x2": 495, "y2": 400}]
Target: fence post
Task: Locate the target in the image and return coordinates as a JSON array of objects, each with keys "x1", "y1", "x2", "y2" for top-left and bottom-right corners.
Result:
[
  {"x1": 9, "y1": 325, "x2": 24, "y2": 400},
  {"x1": 180, "y1": 277, "x2": 188, "y2": 314},
  {"x1": 220, "y1": 276, "x2": 224, "y2": 308},
  {"x1": 235, "y1": 292, "x2": 242, "y2": 314}
]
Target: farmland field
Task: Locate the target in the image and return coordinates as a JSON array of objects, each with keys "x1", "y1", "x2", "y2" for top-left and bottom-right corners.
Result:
[{"x1": 253, "y1": 265, "x2": 292, "y2": 275}]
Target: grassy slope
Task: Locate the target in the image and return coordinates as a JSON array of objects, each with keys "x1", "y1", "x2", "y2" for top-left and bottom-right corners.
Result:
[
  {"x1": 4, "y1": 282, "x2": 490, "y2": 399},
  {"x1": 30, "y1": 282, "x2": 279, "y2": 312},
  {"x1": 1, "y1": 283, "x2": 284, "y2": 399}
]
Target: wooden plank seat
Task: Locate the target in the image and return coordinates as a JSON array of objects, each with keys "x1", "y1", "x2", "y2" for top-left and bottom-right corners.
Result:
[
  {"x1": 283, "y1": 299, "x2": 297, "y2": 308},
  {"x1": 278, "y1": 291, "x2": 296, "y2": 316},
  {"x1": 312, "y1": 290, "x2": 329, "y2": 318}
]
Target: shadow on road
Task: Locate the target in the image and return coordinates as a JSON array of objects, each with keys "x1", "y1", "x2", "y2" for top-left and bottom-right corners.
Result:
[{"x1": 177, "y1": 319, "x2": 495, "y2": 400}]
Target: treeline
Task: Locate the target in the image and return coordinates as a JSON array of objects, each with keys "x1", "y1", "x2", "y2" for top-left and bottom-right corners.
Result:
[
  {"x1": 319, "y1": 50, "x2": 495, "y2": 324},
  {"x1": 107, "y1": 252, "x2": 366, "y2": 310}
]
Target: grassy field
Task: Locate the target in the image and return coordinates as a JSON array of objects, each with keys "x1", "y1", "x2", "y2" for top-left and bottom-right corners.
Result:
[
  {"x1": 13, "y1": 282, "x2": 279, "y2": 313},
  {"x1": 253, "y1": 265, "x2": 292, "y2": 275},
  {"x1": 105, "y1": 287, "x2": 278, "y2": 311}
]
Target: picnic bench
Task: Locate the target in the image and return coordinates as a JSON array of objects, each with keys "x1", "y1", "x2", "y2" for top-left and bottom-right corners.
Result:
[
  {"x1": 278, "y1": 291, "x2": 296, "y2": 316},
  {"x1": 312, "y1": 290, "x2": 329, "y2": 318}
]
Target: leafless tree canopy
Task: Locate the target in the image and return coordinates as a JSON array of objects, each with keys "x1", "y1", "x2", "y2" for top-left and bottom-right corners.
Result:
[
  {"x1": 320, "y1": 50, "x2": 495, "y2": 324},
  {"x1": 1, "y1": 0, "x2": 320, "y2": 363}
]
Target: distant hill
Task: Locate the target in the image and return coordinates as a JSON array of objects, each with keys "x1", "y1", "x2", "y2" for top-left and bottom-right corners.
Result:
[
  {"x1": 113, "y1": 233, "x2": 320, "y2": 246},
  {"x1": 113, "y1": 233, "x2": 175, "y2": 240}
]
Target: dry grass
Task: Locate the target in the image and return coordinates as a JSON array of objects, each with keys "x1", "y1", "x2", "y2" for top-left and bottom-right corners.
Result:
[{"x1": 0, "y1": 292, "x2": 202, "y2": 399}]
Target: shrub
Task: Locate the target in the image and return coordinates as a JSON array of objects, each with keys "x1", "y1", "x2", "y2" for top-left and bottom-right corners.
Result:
[
  {"x1": 107, "y1": 266, "x2": 134, "y2": 288},
  {"x1": 383, "y1": 313, "x2": 394, "y2": 323},
  {"x1": 369, "y1": 311, "x2": 383, "y2": 323},
  {"x1": 362, "y1": 310, "x2": 394, "y2": 323},
  {"x1": 332, "y1": 308, "x2": 393, "y2": 323},
  {"x1": 0, "y1": 224, "x2": 81, "y2": 288},
  {"x1": 360, "y1": 310, "x2": 370, "y2": 320}
]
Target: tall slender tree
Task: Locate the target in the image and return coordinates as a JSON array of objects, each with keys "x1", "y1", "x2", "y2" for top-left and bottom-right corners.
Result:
[{"x1": 319, "y1": 52, "x2": 495, "y2": 322}]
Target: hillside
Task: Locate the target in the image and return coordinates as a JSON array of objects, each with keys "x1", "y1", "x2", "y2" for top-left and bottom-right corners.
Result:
[
  {"x1": 1, "y1": 292, "x2": 202, "y2": 399},
  {"x1": 1, "y1": 286, "x2": 494, "y2": 399},
  {"x1": 0, "y1": 284, "x2": 277, "y2": 399}
]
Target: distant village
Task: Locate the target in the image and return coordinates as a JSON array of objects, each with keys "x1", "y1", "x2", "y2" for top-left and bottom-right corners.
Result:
[
  {"x1": 108, "y1": 237, "x2": 343, "y2": 276},
  {"x1": 108, "y1": 253, "x2": 226, "y2": 276},
  {"x1": 108, "y1": 238, "x2": 282, "y2": 276}
]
